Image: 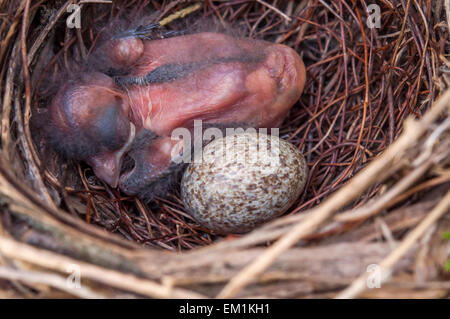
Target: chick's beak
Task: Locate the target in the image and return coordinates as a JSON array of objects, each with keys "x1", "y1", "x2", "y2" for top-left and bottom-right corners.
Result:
[{"x1": 87, "y1": 123, "x2": 136, "y2": 188}]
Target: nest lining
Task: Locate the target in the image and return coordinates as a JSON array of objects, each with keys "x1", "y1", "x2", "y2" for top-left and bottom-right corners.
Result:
[{"x1": 0, "y1": 0, "x2": 448, "y2": 299}]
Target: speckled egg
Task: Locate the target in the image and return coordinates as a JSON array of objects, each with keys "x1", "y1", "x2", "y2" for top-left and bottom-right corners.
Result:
[{"x1": 180, "y1": 131, "x2": 308, "y2": 234}]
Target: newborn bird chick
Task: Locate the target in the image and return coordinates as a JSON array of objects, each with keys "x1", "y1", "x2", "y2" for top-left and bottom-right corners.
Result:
[{"x1": 46, "y1": 25, "x2": 306, "y2": 199}]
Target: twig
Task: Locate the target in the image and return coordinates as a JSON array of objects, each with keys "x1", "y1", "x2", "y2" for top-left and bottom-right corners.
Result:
[
  {"x1": 20, "y1": 0, "x2": 57, "y2": 209},
  {"x1": 445, "y1": 0, "x2": 450, "y2": 34},
  {"x1": 0, "y1": 237, "x2": 207, "y2": 299},
  {"x1": 256, "y1": 0, "x2": 292, "y2": 22},
  {"x1": 216, "y1": 89, "x2": 450, "y2": 298},
  {"x1": 0, "y1": 266, "x2": 106, "y2": 299},
  {"x1": 336, "y1": 189, "x2": 450, "y2": 298},
  {"x1": 335, "y1": 158, "x2": 434, "y2": 222},
  {"x1": 159, "y1": 3, "x2": 202, "y2": 27}
]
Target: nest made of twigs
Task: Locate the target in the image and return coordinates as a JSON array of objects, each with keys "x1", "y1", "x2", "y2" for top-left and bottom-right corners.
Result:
[{"x1": 0, "y1": 0, "x2": 449, "y2": 299}]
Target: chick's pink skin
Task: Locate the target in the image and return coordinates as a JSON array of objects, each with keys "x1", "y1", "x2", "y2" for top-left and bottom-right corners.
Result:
[
  {"x1": 49, "y1": 32, "x2": 306, "y2": 194},
  {"x1": 119, "y1": 33, "x2": 306, "y2": 135},
  {"x1": 114, "y1": 33, "x2": 306, "y2": 195}
]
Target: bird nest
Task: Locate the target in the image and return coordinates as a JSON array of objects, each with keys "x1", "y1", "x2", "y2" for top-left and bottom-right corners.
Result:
[{"x1": 0, "y1": 0, "x2": 449, "y2": 299}]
